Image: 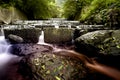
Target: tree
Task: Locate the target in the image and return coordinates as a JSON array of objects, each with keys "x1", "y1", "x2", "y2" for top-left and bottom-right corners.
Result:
[
  {"x1": 63, "y1": 0, "x2": 92, "y2": 20},
  {"x1": 0, "y1": 0, "x2": 60, "y2": 19}
]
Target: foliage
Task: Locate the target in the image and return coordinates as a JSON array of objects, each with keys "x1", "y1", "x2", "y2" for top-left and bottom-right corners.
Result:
[
  {"x1": 63, "y1": 0, "x2": 120, "y2": 28},
  {"x1": 47, "y1": 1, "x2": 61, "y2": 18},
  {"x1": 80, "y1": 0, "x2": 118, "y2": 21},
  {"x1": 63, "y1": 0, "x2": 92, "y2": 20},
  {"x1": 0, "y1": 0, "x2": 60, "y2": 19}
]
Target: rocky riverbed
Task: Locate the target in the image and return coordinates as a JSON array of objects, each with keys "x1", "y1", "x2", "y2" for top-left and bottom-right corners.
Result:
[
  {"x1": 0, "y1": 43, "x2": 116, "y2": 80},
  {"x1": 1, "y1": 27, "x2": 120, "y2": 80}
]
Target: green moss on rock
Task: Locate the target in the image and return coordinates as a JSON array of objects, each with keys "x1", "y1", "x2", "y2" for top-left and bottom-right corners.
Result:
[
  {"x1": 75, "y1": 30, "x2": 120, "y2": 55},
  {"x1": 44, "y1": 28, "x2": 74, "y2": 44},
  {"x1": 4, "y1": 28, "x2": 41, "y2": 43},
  {"x1": 20, "y1": 52, "x2": 90, "y2": 80}
]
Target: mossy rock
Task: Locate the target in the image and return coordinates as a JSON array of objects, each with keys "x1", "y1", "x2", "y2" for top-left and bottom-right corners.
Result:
[
  {"x1": 4, "y1": 28, "x2": 41, "y2": 43},
  {"x1": 44, "y1": 28, "x2": 74, "y2": 44},
  {"x1": 19, "y1": 51, "x2": 112, "y2": 80},
  {"x1": 75, "y1": 30, "x2": 120, "y2": 56},
  {"x1": 19, "y1": 52, "x2": 90, "y2": 80}
]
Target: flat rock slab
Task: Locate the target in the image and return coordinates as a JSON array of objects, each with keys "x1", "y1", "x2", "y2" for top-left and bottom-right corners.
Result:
[
  {"x1": 44, "y1": 28, "x2": 74, "y2": 44},
  {"x1": 10, "y1": 44, "x2": 53, "y2": 56}
]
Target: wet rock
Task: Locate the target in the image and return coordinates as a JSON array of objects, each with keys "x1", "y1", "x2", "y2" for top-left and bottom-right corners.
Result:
[
  {"x1": 44, "y1": 28, "x2": 74, "y2": 44},
  {"x1": 19, "y1": 52, "x2": 89, "y2": 80},
  {"x1": 10, "y1": 44, "x2": 53, "y2": 56},
  {"x1": 73, "y1": 29, "x2": 88, "y2": 40},
  {"x1": 4, "y1": 28, "x2": 41, "y2": 43},
  {"x1": 73, "y1": 26, "x2": 107, "y2": 40},
  {"x1": 75, "y1": 30, "x2": 120, "y2": 56},
  {"x1": 8, "y1": 34, "x2": 23, "y2": 43},
  {"x1": 19, "y1": 51, "x2": 113, "y2": 80}
]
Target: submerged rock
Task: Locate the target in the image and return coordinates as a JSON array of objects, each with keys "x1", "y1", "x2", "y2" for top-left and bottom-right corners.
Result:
[{"x1": 75, "y1": 30, "x2": 120, "y2": 56}]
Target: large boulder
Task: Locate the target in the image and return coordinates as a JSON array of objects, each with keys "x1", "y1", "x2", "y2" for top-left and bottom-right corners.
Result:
[
  {"x1": 18, "y1": 50, "x2": 113, "y2": 80},
  {"x1": 75, "y1": 30, "x2": 120, "y2": 56},
  {"x1": 4, "y1": 28, "x2": 41, "y2": 43},
  {"x1": 73, "y1": 25, "x2": 107, "y2": 40},
  {"x1": 44, "y1": 28, "x2": 74, "y2": 44},
  {"x1": 19, "y1": 52, "x2": 91, "y2": 80}
]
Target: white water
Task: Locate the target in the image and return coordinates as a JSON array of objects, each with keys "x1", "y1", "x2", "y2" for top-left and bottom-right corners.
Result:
[
  {"x1": 37, "y1": 31, "x2": 54, "y2": 47},
  {"x1": 68, "y1": 24, "x2": 71, "y2": 29},
  {"x1": 76, "y1": 26, "x2": 79, "y2": 29},
  {"x1": 0, "y1": 28, "x2": 17, "y2": 68},
  {"x1": 38, "y1": 31, "x2": 44, "y2": 44},
  {"x1": 54, "y1": 23, "x2": 59, "y2": 29}
]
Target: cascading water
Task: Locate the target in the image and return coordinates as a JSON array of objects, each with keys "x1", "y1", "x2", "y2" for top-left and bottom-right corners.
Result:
[
  {"x1": 0, "y1": 27, "x2": 17, "y2": 68},
  {"x1": 54, "y1": 23, "x2": 59, "y2": 28},
  {"x1": 68, "y1": 24, "x2": 71, "y2": 29},
  {"x1": 38, "y1": 30, "x2": 44, "y2": 44},
  {"x1": 37, "y1": 30, "x2": 54, "y2": 48},
  {"x1": 36, "y1": 27, "x2": 120, "y2": 80}
]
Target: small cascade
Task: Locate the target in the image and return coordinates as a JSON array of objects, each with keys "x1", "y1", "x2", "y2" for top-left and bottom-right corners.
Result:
[
  {"x1": 0, "y1": 27, "x2": 17, "y2": 68},
  {"x1": 0, "y1": 26, "x2": 4, "y2": 36},
  {"x1": 38, "y1": 30, "x2": 44, "y2": 44},
  {"x1": 76, "y1": 26, "x2": 79, "y2": 29},
  {"x1": 68, "y1": 24, "x2": 71, "y2": 29},
  {"x1": 37, "y1": 31, "x2": 54, "y2": 47},
  {"x1": 54, "y1": 23, "x2": 59, "y2": 29}
]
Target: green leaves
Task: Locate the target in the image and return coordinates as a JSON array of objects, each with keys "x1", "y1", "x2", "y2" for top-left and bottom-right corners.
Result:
[
  {"x1": 0, "y1": 0, "x2": 60, "y2": 19},
  {"x1": 63, "y1": 0, "x2": 92, "y2": 20},
  {"x1": 63, "y1": 0, "x2": 120, "y2": 23}
]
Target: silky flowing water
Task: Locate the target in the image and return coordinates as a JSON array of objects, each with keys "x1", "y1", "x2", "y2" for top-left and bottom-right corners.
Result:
[
  {"x1": 0, "y1": 28, "x2": 17, "y2": 68},
  {"x1": 0, "y1": 26, "x2": 120, "y2": 80},
  {"x1": 37, "y1": 30, "x2": 120, "y2": 80}
]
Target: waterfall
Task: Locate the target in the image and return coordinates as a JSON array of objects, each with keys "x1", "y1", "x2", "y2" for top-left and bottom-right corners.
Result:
[
  {"x1": 38, "y1": 30, "x2": 44, "y2": 44},
  {"x1": 37, "y1": 30, "x2": 53, "y2": 47},
  {"x1": 68, "y1": 24, "x2": 71, "y2": 29},
  {"x1": 54, "y1": 23, "x2": 59, "y2": 29},
  {"x1": 76, "y1": 26, "x2": 79, "y2": 29},
  {"x1": 0, "y1": 27, "x2": 17, "y2": 68}
]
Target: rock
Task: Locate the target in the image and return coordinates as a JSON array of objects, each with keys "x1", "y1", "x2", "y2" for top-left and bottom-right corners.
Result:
[
  {"x1": 18, "y1": 50, "x2": 113, "y2": 80},
  {"x1": 73, "y1": 26, "x2": 107, "y2": 40},
  {"x1": 8, "y1": 34, "x2": 23, "y2": 43},
  {"x1": 73, "y1": 29, "x2": 88, "y2": 40},
  {"x1": 75, "y1": 30, "x2": 120, "y2": 56},
  {"x1": 19, "y1": 52, "x2": 89, "y2": 80},
  {"x1": 10, "y1": 44, "x2": 53, "y2": 56},
  {"x1": 4, "y1": 28, "x2": 41, "y2": 43},
  {"x1": 44, "y1": 28, "x2": 74, "y2": 44}
]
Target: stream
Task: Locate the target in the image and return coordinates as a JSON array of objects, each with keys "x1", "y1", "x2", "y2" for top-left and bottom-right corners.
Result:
[{"x1": 0, "y1": 25, "x2": 120, "y2": 80}]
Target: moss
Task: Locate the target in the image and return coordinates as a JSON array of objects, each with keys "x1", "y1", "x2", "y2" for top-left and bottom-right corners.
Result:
[
  {"x1": 25, "y1": 52, "x2": 88, "y2": 80},
  {"x1": 44, "y1": 28, "x2": 74, "y2": 44},
  {"x1": 75, "y1": 30, "x2": 120, "y2": 55},
  {"x1": 4, "y1": 28, "x2": 41, "y2": 43}
]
